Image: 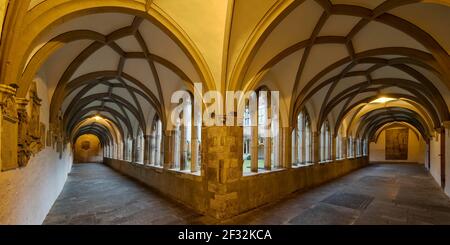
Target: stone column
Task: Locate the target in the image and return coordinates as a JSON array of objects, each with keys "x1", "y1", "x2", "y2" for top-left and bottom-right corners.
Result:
[
  {"x1": 331, "y1": 134, "x2": 337, "y2": 161},
  {"x1": 155, "y1": 131, "x2": 162, "y2": 166},
  {"x1": 312, "y1": 131, "x2": 320, "y2": 164},
  {"x1": 163, "y1": 130, "x2": 174, "y2": 169},
  {"x1": 202, "y1": 126, "x2": 243, "y2": 219},
  {"x1": 191, "y1": 124, "x2": 198, "y2": 172},
  {"x1": 342, "y1": 137, "x2": 347, "y2": 159},
  {"x1": 131, "y1": 138, "x2": 139, "y2": 163},
  {"x1": 250, "y1": 126, "x2": 258, "y2": 172},
  {"x1": 0, "y1": 85, "x2": 18, "y2": 171},
  {"x1": 292, "y1": 127, "x2": 298, "y2": 166},
  {"x1": 180, "y1": 125, "x2": 187, "y2": 170},
  {"x1": 281, "y1": 127, "x2": 292, "y2": 169},
  {"x1": 149, "y1": 135, "x2": 155, "y2": 165},
  {"x1": 144, "y1": 135, "x2": 151, "y2": 165},
  {"x1": 264, "y1": 136, "x2": 272, "y2": 170}
]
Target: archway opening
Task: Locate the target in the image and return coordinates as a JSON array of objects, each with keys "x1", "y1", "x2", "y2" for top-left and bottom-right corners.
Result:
[
  {"x1": 369, "y1": 123, "x2": 427, "y2": 165},
  {"x1": 74, "y1": 134, "x2": 103, "y2": 164}
]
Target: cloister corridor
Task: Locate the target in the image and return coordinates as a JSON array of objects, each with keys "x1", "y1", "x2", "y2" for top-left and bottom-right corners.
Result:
[
  {"x1": 2, "y1": 0, "x2": 450, "y2": 228},
  {"x1": 44, "y1": 162, "x2": 450, "y2": 225}
]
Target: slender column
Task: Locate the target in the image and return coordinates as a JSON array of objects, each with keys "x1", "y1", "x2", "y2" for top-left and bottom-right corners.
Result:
[
  {"x1": 155, "y1": 130, "x2": 162, "y2": 166},
  {"x1": 144, "y1": 135, "x2": 151, "y2": 165},
  {"x1": 264, "y1": 137, "x2": 272, "y2": 170},
  {"x1": 312, "y1": 132, "x2": 320, "y2": 163},
  {"x1": 180, "y1": 125, "x2": 187, "y2": 170},
  {"x1": 148, "y1": 135, "x2": 154, "y2": 165},
  {"x1": 163, "y1": 130, "x2": 175, "y2": 169},
  {"x1": 250, "y1": 126, "x2": 258, "y2": 172},
  {"x1": 342, "y1": 137, "x2": 347, "y2": 159},
  {"x1": 281, "y1": 127, "x2": 292, "y2": 169},
  {"x1": 191, "y1": 123, "x2": 198, "y2": 172},
  {"x1": 292, "y1": 127, "x2": 298, "y2": 166},
  {"x1": 331, "y1": 134, "x2": 337, "y2": 161}
]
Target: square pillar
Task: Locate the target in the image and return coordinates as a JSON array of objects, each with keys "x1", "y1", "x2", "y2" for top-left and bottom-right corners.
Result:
[
  {"x1": 0, "y1": 85, "x2": 18, "y2": 171},
  {"x1": 202, "y1": 126, "x2": 243, "y2": 219},
  {"x1": 281, "y1": 127, "x2": 292, "y2": 169}
]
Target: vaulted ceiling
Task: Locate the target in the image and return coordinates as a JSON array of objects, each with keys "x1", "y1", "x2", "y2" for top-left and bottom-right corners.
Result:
[{"x1": 2, "y1": 0, "x2": 450, "y2": 144}]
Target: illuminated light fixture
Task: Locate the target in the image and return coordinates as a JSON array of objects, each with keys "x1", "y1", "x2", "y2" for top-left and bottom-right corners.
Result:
[
  {"x1": 94, "y1": 115, "x2": 102, "y2": 121},
  {"x1": 370, "y1": 97, "x2": 397, "y2": 104}
]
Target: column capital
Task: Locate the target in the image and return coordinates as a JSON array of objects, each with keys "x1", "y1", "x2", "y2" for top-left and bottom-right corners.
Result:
[
  {"x1": 16, "y1": 98, "x2": 29, "y2": 109},
  {"x1": 0, "y1": 84, "x2": 16, "y2": 96}
]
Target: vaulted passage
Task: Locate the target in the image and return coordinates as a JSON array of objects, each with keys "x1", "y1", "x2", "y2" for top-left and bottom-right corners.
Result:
[{"x1": 1, "y1": 0, "x2": 450, "y2": 225}]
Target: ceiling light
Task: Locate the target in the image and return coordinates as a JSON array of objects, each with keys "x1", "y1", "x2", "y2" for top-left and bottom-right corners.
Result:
[
  {"x1": 370, "y1": 97, "x2": 396, "y2": 104},
  {"x1": 94, "y1": 115, "x2": 102, "y2": 121}
]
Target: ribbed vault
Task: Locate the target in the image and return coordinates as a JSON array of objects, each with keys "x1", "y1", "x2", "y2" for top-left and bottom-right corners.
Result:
[{"x1": 233, "y1": 0, "x2": 450, "y2": 144}]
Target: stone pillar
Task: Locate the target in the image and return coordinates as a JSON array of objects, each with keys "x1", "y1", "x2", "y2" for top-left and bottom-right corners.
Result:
[
  {"x1": 292, "y1": 127, "x2": 298, "y2": 166},
  {"x1": 342, "y1": 137, "x2": 347, "y2": 159},
  {"x1": 156, "y1": 131, "x2": 162, "y2": 166},
  {"x1": 191, "y1": 124, "x2": 198, "y2": 172},
  {"x1": 144, "y1": 135, "x2": 151, "y2": 165},
  {"x1": 281, "y1": 127, "x2": 292, "y2": 169},
  {"x1": 133, "y1": 138, "x2": 138, "y2": 162},
  {"x1": 180, "y1": 125, "x2": 187, "y2": 170},
  {"x1": 163, "y1": 130, "x2": 174, "y2": 169},
  {"x1": 312, "y1": 132, "x2": 320, "y2": 164},
  {"x1": 0, "y1": 85, "x2": 19, "y2": 171},
  {"x1": 203, "y1": 126, "x2": 242, "y2": 219},
  {"x1": 264, "y1": 136, "x2": 272, "y2": 170},
  {"x1": 331, "y1": 134, "x2": 337, "y2": 161},
  {"x1": 250, "y1": 126, "x2": 258, "y2": 172},
  {"x1": 149, "y1": 135, "x2": 155, "y2": 165}
]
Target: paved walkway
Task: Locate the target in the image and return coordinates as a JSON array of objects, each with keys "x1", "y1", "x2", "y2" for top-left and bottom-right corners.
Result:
[{"x1": 44, "y1": 163, "x2": 450, "y2": 225}]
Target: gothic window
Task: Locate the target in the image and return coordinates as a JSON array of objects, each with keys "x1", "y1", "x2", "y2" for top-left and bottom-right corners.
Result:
[
  {"x1": 293, "y1": 110, "x2": 312, "y2": 166},
  {"x1": 320, "y1": 120, "x2": 331, "y2": 162}
]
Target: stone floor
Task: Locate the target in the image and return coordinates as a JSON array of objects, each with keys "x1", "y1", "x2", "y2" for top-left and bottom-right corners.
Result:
[{"x1": 44, "y1": 163, "x2": 450, "y2": 225}]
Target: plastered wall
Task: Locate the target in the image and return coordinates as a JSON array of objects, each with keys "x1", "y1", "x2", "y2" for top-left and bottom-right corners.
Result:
[
  {"x1": 369, "y1": 129, "x2": 426, "y2": 164},
  {"x1": 0, "y1": 145, "x2": 72, "y2": 224}
]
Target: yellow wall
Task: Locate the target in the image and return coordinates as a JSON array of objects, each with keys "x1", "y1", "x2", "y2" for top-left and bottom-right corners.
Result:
[
  {"x1": 74, "y1": 134, "x2": 103, "y2": 163},
  {"x1": 369, "y1": 128, "x2": 427, "y2": 164}
]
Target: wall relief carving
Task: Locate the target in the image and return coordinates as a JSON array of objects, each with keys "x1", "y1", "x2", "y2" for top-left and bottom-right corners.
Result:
[
  {"x1": 0, "y1": 85, "x2": 19, "y2": 171},
  {"x1": 16, "y1": 82, "x2": 45, "y2": 167}
]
